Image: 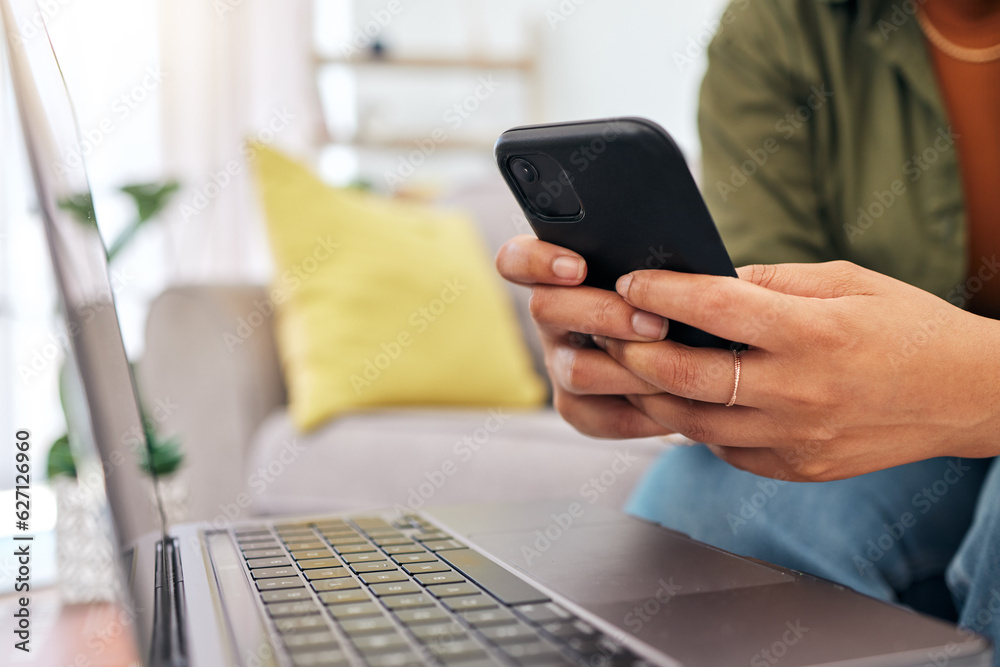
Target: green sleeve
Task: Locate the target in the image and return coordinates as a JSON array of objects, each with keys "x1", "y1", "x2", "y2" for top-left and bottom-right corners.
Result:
[{"x1": 698, "y1": 0, "x2": 837, "y2": 267}]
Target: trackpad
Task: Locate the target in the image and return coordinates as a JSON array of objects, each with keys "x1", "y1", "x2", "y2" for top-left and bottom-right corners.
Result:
[{"x1": 467, "y1": 519, "x2": 793, "y2": 606}]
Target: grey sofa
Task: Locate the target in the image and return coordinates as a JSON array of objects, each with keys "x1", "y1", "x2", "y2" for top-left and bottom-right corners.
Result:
[{"x1": 136, "y1": 177, "x2": 671, "y2": 523}]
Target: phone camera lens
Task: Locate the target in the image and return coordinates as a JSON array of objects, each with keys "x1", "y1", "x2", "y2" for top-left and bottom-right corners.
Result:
[{"x1": 511, "y1": 158, "x2": 538, "y2": 184}]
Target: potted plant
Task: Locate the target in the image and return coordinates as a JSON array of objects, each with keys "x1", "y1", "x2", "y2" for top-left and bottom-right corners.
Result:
[{"x1": 46, "y1": 181, "x2": 182, "y2": 602}]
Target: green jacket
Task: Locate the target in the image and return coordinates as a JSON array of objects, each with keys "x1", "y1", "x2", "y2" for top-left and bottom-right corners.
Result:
[{"x1": 700, "y1": 0, "x2": 970, "y2": 304}]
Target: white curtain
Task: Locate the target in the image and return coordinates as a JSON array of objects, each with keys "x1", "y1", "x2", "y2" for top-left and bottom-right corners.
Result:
[{"x1": 158, "y1": 0, "x2": 324, "y2": 284}]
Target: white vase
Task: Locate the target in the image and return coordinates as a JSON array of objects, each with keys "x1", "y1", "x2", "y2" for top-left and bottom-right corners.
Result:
[{"x1": 53, "y1": 476, "x2": 122, "y2": 604}]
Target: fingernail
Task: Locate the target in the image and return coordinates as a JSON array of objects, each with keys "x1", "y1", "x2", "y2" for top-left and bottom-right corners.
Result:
[
  {"x1": 553, "y1": 256, "x2": 584, "y2": 281},
  {"x1": 632, "y1": 311, "x2": 668, "y2": 340},
  {"x1": 591, "y1": 335, "x2": 607, "y2": 350},
  {"x1": 617, "y1": 273, "x2": 633, "y2": 296}
]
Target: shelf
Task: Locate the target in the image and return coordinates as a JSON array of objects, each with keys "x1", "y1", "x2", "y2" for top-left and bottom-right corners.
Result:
[
  {"x1": 322, "y1": 135, "x2": 496, "y2": 152},
  {"x1": 314, "y1": 53, "x2": 535, "y2": 72}
]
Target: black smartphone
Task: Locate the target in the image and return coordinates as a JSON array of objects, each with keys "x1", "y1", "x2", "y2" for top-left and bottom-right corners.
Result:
[{"x1": 495, "y1": 116, "x2": 742, "y2": 349}]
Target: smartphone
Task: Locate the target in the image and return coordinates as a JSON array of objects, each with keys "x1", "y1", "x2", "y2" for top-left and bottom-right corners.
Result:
[{"x1": 495, "y1": 116, "x2": 742, "y2": 349}]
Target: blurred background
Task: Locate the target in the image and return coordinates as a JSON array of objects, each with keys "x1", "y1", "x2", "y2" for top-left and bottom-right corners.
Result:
[{"x1": 0, "y1": 0, "x2": 728, "y2": 498}]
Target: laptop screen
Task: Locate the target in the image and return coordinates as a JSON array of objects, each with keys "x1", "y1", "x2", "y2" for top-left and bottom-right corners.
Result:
[{"x1": 0, "y1": 0, "x2": 164, "y2": 550}]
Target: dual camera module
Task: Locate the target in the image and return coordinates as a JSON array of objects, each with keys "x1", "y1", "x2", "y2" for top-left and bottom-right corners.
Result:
[{"x1": 506, "y1": 154, "x2": 583, "y2": 221}]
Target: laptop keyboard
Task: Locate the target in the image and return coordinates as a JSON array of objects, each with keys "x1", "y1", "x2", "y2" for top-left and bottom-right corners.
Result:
[{"x1": 233, "y1": 514, "x2": 651, "y2": 667}]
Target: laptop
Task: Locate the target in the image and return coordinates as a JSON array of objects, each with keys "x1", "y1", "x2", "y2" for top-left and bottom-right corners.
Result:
[{"x1": 2, "y1": 1, "x2": 993, "y2": 665}]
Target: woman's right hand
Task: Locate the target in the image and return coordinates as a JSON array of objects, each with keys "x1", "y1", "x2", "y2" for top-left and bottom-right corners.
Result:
[{"x1": 495, "y1": 235, "x2": 673, "y2": 439}]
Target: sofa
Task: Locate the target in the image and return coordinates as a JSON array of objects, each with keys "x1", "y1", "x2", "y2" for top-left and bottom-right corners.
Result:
[{"x1": 137, "y1": 176, "x2": 672, "y2": 523}]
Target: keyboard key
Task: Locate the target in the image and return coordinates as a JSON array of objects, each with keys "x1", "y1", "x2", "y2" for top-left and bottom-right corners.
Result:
[
  {"x1": 370, "y1": 581, "x2": 421, "y2": 597},
  {"x1": 394, "y1": 607, "x2": 451, "y2": 625},
  {"x1": 312, "y1": 578, "x2": 362, "y2": 593},
  {"x1": 263, "y1": 588, "x2": 311, "y2": 604},
  {"x1": 247, "y1": 556, "x2": 291, "y2": 569},
  {"x1": 501, "y1": 640, "x2": 563, "y2": 662},
  {"x1": 289, "y1": 649, "x2": 349, "y2": 666},
  {"x1": 304, "y1": 568, "x2": 351, "y2": 581},
  {"x1": 441, "y1": 595, "x2": 497, "y2": 612},
  {"x1": 326, "y1": 602, "x2": 382, "y2": 619},
  {"x1": 351, "y1": 633, "x2": 410, "y2": 653},
  {"x1": 380, "y1": 594, "x2": 435, "y2": 610},
  {"x1": 382, "y1": 544, "x2": 425, "y2": 555},
  {"x1": 541, "y1": 620, "x2": 597, "y2": 641},
  {"x1": 360, "y1": 571, "x2": 409, "y2": 585},
  {"x1": 373, "y1": 536, "x2": 412, "y2": 546},
  {"x1": 409, "y1": 622, "x2": 467, "y2": 641},
  {"x1": 352, "y1": 562, "x2": 397, "y2": 573},
  {"x1": 438, "y1": 549, "x2": 549, "y2": 606},
  {"x1": 515, "y1": 603, "x2": 571, "y2": 625},
  {"x1": 422, "y1": 539, "x2": 465, "y2": 552},
  {"x1": 275, "y1": 614, "x2": 328, "y2": 633},
  {"x1": 327, "y1": 536, "x2": 368, "y2": 546},
  {"x1": 251, "y1": 566, "x2": 297, "y2": 579},
  {"x1": 403, "y1": 563, "x2": 450, "y2": 575},
  {"x1": 426, "y1": 583, "x2": 481, "y2": 598},
  {"x1": 283, "y1": 632, "x2": 339, "y2": 650},
  {"x1": 414, "y1": 532, "x2": 449, "y2": 542},
  {"x1": 297, "y1": 559, "x2": 341, "y2": 570},
  {"x1": 285, "y1": 541, "x2": 327, "y2": 551},
  {"x1": 267, "y1": 600, "x2": 320, "y2": 617},
  {"x1": 392, "y1": 553, "x2": 438, "y2": 565},
  {"x1": 256, "y1": 577, "x2": 304, "y2": 591},
  {"x1": 318, "y1": 589, "x2": 371, "y2": 605},
  {"x1": 460, "y1": 608, "x2": 517, "y2": 627},
  {"x1": 242, "y1": 548, "x2": 285, "y2": 559},
  {"x1": 339, "y1": 616, "x2": 396, "y2": 635},
  {"x1": 427, "y1": 638, "x2": 489, "y2": 661},
  {"x1": 291, "y1": 549, "x2": 334, "y2": 561},
  {"x1": 281, "y1": 631, "x2": 338, "y2": 651},
  {"x1": 480, "y1": 623, "x2": 539, "y2": 644},
  {"x1": 364, "y1": 652, "x2": 423, "y2": 666},
  {"x1": 415, "y1": 572, "x2": 465, "y2": 586},
  {"x1": 334, "y1": 544, "x2": 376, "y2": 555},
  {"x1": 341, "y1": 553, "x2": 386, "y2": 564}
]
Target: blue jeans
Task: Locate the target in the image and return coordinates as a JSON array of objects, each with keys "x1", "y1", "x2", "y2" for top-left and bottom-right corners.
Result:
[{"x1": 627, "y1": 445, "x2": 1000, "y2": 663}]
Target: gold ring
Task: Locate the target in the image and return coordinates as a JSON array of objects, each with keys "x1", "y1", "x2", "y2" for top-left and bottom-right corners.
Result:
[{"x1": 725, "y1": 349, "x2": 742, "y2": 408}]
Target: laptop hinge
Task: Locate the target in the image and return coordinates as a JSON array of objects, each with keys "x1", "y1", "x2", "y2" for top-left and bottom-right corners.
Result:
[{"x1": 150, "y1": 537, "x2": 189, "y2": 667}]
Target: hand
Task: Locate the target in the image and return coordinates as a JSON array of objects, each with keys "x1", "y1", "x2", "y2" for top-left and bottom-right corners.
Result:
[
  {"x1": 593, "y1": 261, "x2": 1000, "y2": 481},
  {"x1": 495, "y1": 235, "x2": 674, "y2": 438}
]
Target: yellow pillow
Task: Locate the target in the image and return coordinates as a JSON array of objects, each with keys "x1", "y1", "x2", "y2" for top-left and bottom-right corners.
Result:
[{"x1": 253, "y1": 147, "x2": 547, "y2": 432}]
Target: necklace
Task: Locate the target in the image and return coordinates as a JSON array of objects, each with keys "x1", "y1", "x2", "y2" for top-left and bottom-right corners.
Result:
[{"x1": 916, "y1": 9, "x2": 1000, "y2": 64}]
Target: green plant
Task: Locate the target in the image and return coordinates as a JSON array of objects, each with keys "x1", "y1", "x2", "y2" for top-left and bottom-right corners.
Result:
[{"x1": 47, "y1": 179, "x2": 182, "y2": 481}]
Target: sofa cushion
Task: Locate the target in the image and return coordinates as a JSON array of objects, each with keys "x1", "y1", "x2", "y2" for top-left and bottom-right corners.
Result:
[
  {"x1": 243, "y1": 407, "x2": 669, "y2": 517},
  {"x1": 253, "y1": 147, "x2": 547, "y2": 431}
]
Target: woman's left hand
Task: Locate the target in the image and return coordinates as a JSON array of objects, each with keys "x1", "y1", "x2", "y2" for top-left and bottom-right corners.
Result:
[{"x1": 595, "y1": 261, "x2": 1000, "y2": 481}]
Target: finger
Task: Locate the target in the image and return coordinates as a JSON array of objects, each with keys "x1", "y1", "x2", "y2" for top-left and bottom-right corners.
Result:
[
  {"x1": 531, "y1": 285, "x2": 668, "y2": 341},
  {"x1": 736, "y1": 261, "x2": 879, "y2": 299},
  {"x1": 549, "y1": 345, "x2": 662, "y2": 396},
  {"x1": 601, "y1": 339, "x2": 771, "y2": 406},
  {"x1": 626, "y1": 393, "x2": 782, "y2": 448},
  {"x1": 704, "y1": 444, "x2": 805, "y2": 481},
  {"x1": 616, "y1": 270, "x2": 801, "y2": 347},
  {"x1": 496, "y1": 235, "x2": 587, "y2": 286},
  {"x1": 554, "y1": 392, "x2": 671, "y2": 439}
]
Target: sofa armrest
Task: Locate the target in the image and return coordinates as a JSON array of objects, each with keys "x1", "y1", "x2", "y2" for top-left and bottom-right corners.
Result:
[{"x1": 137, "y1": 285, "x2": 286, "y2": 521}]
